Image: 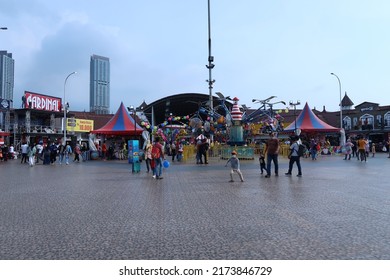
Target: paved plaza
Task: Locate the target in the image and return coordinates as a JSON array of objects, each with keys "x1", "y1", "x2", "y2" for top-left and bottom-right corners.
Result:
[{"x1": 0, "y1": 153, "x2": 389, "y2": 260}]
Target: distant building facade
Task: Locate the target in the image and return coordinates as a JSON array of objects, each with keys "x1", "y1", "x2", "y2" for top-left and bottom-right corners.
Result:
[
  {"x1": 341, "y1": 101, "x2": 390, "y2": 145},
  {"x1": 310, "y1": 93, "x2": 390, "y2": 148},
  {"x1": 90, "y1": 54, "x2": 110, "y2": 114},
  {"x1": 0, "y1": 51, "x2": 14, "y2": 103},
  {"x1": 0, "y1": 51, "x2": 14, "y2": 131}
]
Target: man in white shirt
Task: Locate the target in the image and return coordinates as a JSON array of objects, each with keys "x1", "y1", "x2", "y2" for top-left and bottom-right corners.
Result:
[
  {"x1": 20, "y1": 142, "x2": 29, "y2": 163},
  {"x1": 285, "y1": 136, "x2": 302, "y2": 177}
]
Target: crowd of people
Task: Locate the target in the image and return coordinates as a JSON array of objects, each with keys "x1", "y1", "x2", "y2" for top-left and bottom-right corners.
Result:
[
  {"x1": 340, "y1": 136, "x2": 390, "y2": 162},
  {"x1": 2, "y1": 134, "x2": 390, "y2": 185},
  {"x1": 0, "y1": 143, "x2": 15, "y2": 161},
  {"x1": 254, "y1": 133, "x2": 390, "y2": 181},
  {"x1": 16, "y1": 141, "x2": 89, "y2": 167}
]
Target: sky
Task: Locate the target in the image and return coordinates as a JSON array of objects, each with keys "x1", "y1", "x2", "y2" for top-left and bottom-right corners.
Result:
[{"x1": 2, "y1": 0, "x2": 390, "y2": 114}]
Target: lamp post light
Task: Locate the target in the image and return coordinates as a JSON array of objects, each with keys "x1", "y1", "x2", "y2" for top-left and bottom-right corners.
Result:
[
  {"x1": 1, "y1": 27, "x2": 8, "y2": 30},
  {"x1": 289, "y1": 101, "x2": 301, "y2": 135},
  {"x1": 63, "y1": 72, "x2": 76, "y2": 145},
  {"x1": 330, "y1": 73, "x2": 343, "y2": 130}
]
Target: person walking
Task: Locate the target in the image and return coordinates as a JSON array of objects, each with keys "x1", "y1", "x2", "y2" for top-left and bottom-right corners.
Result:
[
  {"x1": 35, "y1": 141, "x2": 43, "y2": 164},
  {"x1": 20, "y1": 142, "x2": 29, "y2": 164},
  {"x1": 285, "y1": 136, "x2": 302, "y2": 177},
  {"x1": 365, "y1": 139, "x2": 370, "y2": 158},
  {"x1": 199, "y1": 138, "x2": 209, "y2": 164},
  {"x1": 73, "y1": 144, "x2": 81, "y2": 162},
  {"x1": 309, "y1": 139, "x2": 318, "y2": 160},
  {"x1": 225, "y1": 150, "x2": 244, "y2": 182},
  {"x1": 42, "y1": 145, "x2": 51, "y2": 165},
  {"x1": 81, "y1": 143, "x2": 88, "y2": 161},
  {"x1": 28, "y1": 143, "x2": 36, "y2": 167},
  {"x1": 387, "y1": 137, "x2": 390, "y2": 158},
  {"x1": 264, "y1": 132, "x2": 280, "y2": 178},
  {"x1": 343, "y1": 139, "x2": 354, "y2": 160},
  {"x1": 152, "y1": 136, "x2": 164, "y2": 179},
  {"x1": 101, "y1": 141, "x2": 107, "y2": 160},
  {"x1": 49, "y1": 142, "x2": 58, "y2": 165},
  {"x1": 357, "y1": 136, "x2": 367, "y2": 162},
  {"x1": 351, "y1": 139, "x2": 358, "y2": 158},
  {"x1": 58, "y1": 143, "x2": 65, "y2": 164},
  {"x1": 195, "y1": 137, "x2": 203, "y2": 164},
  {"x1": 9, "y1": 144, "x2": 15, "y2": 159},
  {"x1": 1, "y1": 144, "x2": 8, "y2": 162},
  {"x1": 64, "y1": 143, "x2": 72, "y2": 165},
  {"x1": 259, "y1": 150, "x2": 266, "y2": 175},
  {"x1": 170, "y1": 141, "x2": 176, "y2": 162},
  {"x1": 177, "y1": 142, "x2": 184, "y2": 162},
  {"x1": 145, "y1": 143, "x2": 152, "y2": 173},
  {"x1": 371, "y1": 143, "x2": 376, "y2": 157}
]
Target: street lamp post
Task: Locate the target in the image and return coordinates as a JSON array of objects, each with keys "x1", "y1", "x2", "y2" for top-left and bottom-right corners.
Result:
[
  {"x1": 1, "y1": 27, "x2": 8, "y2": 30},
  {"x1": 330, "y1": 73, "x2": 343, "y2": 130},
  {"x1": 63, "y1": 72, "x2": 76, "y2": 145},
  {"x1": 206, "y1": 0, "x2": 215, "y2": 111},
  {"x1": 289, "y1": 101, "x2": 301, "y2": 135},
  {"x1": 206, "y1": 0, "x2": 215, "y2": 143}
]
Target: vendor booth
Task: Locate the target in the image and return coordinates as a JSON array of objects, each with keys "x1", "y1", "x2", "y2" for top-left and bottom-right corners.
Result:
[{"x1": 90, "y1": 102, "x2": 144, "y2": 162}]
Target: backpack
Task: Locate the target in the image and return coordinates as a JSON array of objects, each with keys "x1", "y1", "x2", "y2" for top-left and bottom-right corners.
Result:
[
  {"x1": 297, "y1": 144, "x2": 307, "y2": 157},
  {"x1": 151, "y1": 145, "x2": 161, "y2": 159}
]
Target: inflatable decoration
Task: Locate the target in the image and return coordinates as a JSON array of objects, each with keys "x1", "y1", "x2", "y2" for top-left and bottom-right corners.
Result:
[
  {"x1": 189, "y1": 117, "x2": 203, "y2": 129},
  {"x1": 204, "y1": 121, "x2": 211, "y2": 132}
]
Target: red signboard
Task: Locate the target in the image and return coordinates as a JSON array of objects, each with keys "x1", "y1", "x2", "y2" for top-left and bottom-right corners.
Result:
[{"x1": 24, "y1": 91, "x2": 62, "y2": 112}]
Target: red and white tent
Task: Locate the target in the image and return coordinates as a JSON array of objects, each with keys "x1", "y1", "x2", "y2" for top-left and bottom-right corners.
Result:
[
  {"x1": 284, "y1": 102, "x2": 339, "y2": 132},
  {"x1": 91, "y1": 102, "x2": 143, "y2": 135}
]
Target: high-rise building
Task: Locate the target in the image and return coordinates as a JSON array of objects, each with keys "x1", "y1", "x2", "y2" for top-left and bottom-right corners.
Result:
[
  {"x1": 90, "y1": 54, "x2": 110, "y2": 114},
  {"x1": 0, "y1": 51, "x2": 14, "y2": 107}
]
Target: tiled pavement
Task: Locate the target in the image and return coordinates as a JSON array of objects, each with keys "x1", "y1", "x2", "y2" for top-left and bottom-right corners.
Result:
[{"x1": 0, "y1": 153, "x2": 389, "y2": 260}]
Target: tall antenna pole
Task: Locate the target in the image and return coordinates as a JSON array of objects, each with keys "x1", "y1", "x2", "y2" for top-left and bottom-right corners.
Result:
[{"x1": 206, "y1": 0, "x2": 215, "y2": 112}]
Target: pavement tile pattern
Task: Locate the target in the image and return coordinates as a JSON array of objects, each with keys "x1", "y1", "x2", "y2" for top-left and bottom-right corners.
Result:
[{"x1": 0, "y1": 153, "x2": 389, "y2": 260}]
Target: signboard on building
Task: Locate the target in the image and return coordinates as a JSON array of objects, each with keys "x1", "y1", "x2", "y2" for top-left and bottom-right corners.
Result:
[
  {"x1": 24, "y1": 91, "x2": 62, "y2": 112},
  {"x1": 66, "y1": 119, "x2": 94, "y2": 132},
  {"x1": 0, "y1": 98, "x2": 11, "y2": 109}
]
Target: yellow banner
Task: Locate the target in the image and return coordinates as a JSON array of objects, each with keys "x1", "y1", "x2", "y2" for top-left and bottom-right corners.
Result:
[{"x1": 67, "y1": 119, "x2": 94, "y2": 132}]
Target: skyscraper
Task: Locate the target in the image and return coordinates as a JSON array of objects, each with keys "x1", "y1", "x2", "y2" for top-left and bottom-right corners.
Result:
[
  {"x1": 90, "y1": 54, "x2": 110, "y2": 114},
  {"x1": 0, "y1": 51, "x2": 14, "y2": 107}
]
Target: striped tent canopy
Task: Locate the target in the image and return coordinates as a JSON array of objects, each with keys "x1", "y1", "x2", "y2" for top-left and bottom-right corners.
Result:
[
  {"x1": 284, "y1": 102, "x2": 339, "y2": 132},
  {"x1": 91, "y1": 102, "x2": 143, "y2": 135}
]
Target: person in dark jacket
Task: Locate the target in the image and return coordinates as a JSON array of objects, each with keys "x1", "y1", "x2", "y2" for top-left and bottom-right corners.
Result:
[{"x1": 49, "y1": 142, "x2": 58, "y2": 165}]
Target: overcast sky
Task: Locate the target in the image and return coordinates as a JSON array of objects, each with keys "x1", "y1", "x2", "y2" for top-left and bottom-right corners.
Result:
[{"x1": 2, "y1": 0, "x2": 390, "y2": 114}]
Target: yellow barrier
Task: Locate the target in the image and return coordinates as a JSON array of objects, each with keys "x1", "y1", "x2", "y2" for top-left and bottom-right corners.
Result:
[{"x1": 180, "y1": 143, "x2": 292, "y2": 162}]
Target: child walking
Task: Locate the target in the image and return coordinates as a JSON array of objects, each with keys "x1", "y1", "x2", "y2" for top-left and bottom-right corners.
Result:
[
  {"x1": 259, "y1": 150, "x2": 266, "y2": 174},
  {"x1": 225, "y1": 151, "x2": 244, "y2": 182}
]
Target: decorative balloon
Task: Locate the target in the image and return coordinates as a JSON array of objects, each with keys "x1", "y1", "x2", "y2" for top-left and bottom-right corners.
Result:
[
  {"x1": 204, "y1": 121, "x2": 211, "y2": 132},
  {"x1": 189, "y1": 117, "x2": 202, "y2": 129},
  {"x1": 217, "y1": 116, "x2": 225, "y2": 124}
]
